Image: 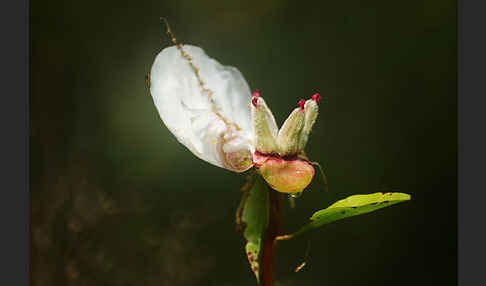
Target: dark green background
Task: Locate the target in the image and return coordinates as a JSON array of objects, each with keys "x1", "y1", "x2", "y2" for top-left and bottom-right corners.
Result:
[{"x1": 30, "y1": 0, "x2": 457, "y2": 285}]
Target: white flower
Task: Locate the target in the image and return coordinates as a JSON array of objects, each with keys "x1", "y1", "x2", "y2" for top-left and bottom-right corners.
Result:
[{"x1": 150, "y1": 44, "x2": 321, "y2": 192}]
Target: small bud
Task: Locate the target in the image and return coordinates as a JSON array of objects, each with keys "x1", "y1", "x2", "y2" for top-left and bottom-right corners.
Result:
[
  {"x1": 251, "y1": 95, "x2": 279, "y2": 154},
  {"x1": 276, "y1": 105, "x2": 305, "y2": 156},
  {"x1": 257, "y1": 154, "x2": 315, "y2": 193}
]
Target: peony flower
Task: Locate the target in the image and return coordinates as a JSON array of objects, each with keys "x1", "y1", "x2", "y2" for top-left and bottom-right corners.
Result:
[{"x1": 150, "y1": 44, "x2": 322, "y2": 193}]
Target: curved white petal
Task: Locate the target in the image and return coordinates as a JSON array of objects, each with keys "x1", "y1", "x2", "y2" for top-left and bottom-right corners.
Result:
[{"x1": 150, "y1": 45, "x2": 254, "y2": 172}]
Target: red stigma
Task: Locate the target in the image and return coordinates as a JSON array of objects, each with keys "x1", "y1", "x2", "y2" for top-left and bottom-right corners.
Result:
[
  {"x1": 312, "y1": 93, "x2": 321, "y2": 102},
  {"x1": 298, "y1": 99, "x2": 305, "y2": 110},
  {"x1": 252, "y1": 90, "x2": 260, "y2": 107},
  {"x1": 252, "y1": 97, "x2": 258, "y2": 107}
]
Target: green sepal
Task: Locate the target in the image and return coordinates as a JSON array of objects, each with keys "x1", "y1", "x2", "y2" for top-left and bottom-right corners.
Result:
[{"x1": 236, "y1": 174, "x2": 270, "y2": 282}]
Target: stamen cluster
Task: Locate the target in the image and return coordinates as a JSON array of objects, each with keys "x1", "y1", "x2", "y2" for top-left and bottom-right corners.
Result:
[{"x1": 250, "y1": 91, "x2": 321, "y2": 193}]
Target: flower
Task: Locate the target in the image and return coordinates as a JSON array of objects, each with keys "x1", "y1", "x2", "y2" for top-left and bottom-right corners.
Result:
[{"x1": 150, "y1": 45, "x2": 321, "y2": 193}]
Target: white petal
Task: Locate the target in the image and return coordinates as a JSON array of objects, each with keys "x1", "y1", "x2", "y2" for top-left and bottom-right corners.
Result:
[{"x1": 150, "y1": 45, "x2": 254, "y2": 172}]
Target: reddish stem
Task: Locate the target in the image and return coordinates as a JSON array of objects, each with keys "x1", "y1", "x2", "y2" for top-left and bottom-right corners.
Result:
[{"x1": 261, "y1": 189, "x2": 283, "y2": 286}]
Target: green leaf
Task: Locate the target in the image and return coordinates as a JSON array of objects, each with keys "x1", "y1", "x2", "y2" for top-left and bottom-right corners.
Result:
[
  {"x1": 238, "y1": 175, "x2": 270, "y2": 282},
  {"x1": 276, "y1": 192, "x2": 411, "y2": 240}
]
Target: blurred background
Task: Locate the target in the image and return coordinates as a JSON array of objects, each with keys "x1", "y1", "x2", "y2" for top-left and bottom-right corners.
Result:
[{"x1": 30, "y1": 0, "x2": 457, "y2": 285}]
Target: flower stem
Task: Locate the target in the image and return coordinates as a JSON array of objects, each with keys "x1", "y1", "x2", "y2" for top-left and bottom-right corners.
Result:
[{"x1": 261, "y1": 189, "x2": 283, "y2": 286}]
